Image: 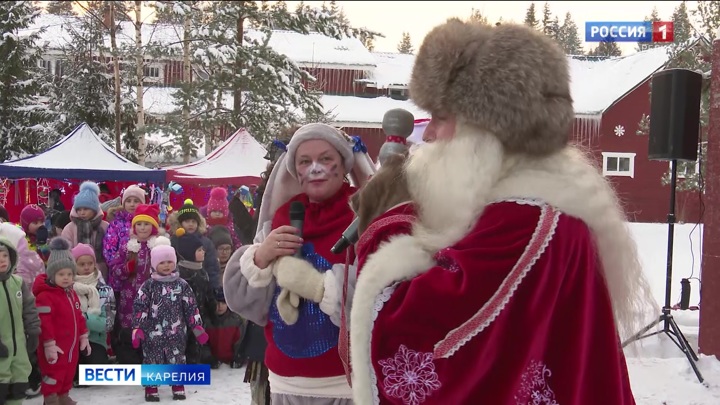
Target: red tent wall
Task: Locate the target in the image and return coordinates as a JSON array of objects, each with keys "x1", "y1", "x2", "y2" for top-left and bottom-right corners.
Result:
[{"x1": 2, "y1": 179, "x2": 142, "y2": 223}]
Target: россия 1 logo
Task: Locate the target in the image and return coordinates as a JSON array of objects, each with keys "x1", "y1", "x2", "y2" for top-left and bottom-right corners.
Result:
[
  {"x1": 585, "y1": 21, "x2": 674, "y2": 43},
  {"x1": 79, "y1": 364, "x2": 212, "y2": 386}
]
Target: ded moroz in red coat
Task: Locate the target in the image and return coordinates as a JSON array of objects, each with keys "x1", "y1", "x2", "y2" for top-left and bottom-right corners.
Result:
[
  {"x1": 33, "y1": 273, "x2": 89, "y2": 394},
  {"x1": 350, "y1": 132, "x2": 651, "y2": 405}
]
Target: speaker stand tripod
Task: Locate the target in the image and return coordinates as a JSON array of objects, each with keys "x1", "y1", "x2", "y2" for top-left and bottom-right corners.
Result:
[{"x1": 621, "y1": 159, "x2": 704, "y2": 383}]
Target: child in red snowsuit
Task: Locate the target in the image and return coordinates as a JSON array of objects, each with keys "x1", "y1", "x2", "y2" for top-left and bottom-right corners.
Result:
[{"x1": 33, "y1": 237, "x2": 90, "y2": 405}]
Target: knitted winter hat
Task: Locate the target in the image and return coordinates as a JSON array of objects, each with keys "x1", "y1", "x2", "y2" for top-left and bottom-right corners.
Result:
[
  {"x1": 52, "y1": 210, "x2": 71, "y2": 230},
  {"x1": 71, "y1": 243, "x2": 95, "y2": 261},
  {"x1": 207, "y1": 187, "x2": 229, "y2": 217},
  {"x1": 46, "y1": 237, "x2": 76, "y2": 281},
  {"x1": 20, "y1": 204, "x2": 46, "y2": 232},
  {"x1": 0, "y1": 205, "x2": 9, "y2": 223},
  {"x1": 0, "y1": 237, "x2": 17, "y2": 281},
  {"x1": 73, "y1": 181, "x2": 102, "y2": 214},
  {"x1": 208, "y1": 225, "x2": 233, "y2": 249},
  {"x1": 150, "y1": 236, "x2": 175, "y2": 270},
  {"x1": 255, "y1": 126, "x2": 376, "y2": 238},
  {"x1": 409, "y1": 19, "x2": 573, "y2": 156},
  {"x1": 176, "y1": 232, "x2": 204, "y2": 262},
  {"x1": 132, "y1": 204, "x2": 160, "y2": 231},
  {"x1": 215, "y1": 288, "x2": 226, "y2": 302},
  {"x1": 177, "y1": 199, "x2": 202, "y2": 224},
  {"x1": 122, "y1": 185, "x2": 146, "y2": 205},
  {"x1": 286, "y1": 123, "x2": 355, "y2": 178}
]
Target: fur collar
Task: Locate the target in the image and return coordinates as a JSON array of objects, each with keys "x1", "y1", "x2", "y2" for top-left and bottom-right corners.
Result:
[
  {"x1": 350, "y1": 125, "x2": 654, "y2": 403},
  {"x1": 127, "y1": 235, "x2": 163, "y2": 253}
]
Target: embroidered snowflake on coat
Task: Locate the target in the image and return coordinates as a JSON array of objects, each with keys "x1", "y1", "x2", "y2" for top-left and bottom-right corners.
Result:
[
  {"x1": 514, "y1": 360, "x2": 558, "y2": 405},
  {"x1": 378, "y1": 345, "x2": 441, "y2": 405}
]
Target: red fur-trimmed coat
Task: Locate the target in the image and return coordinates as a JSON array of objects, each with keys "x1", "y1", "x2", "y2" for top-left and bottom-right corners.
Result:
[{"x1": 350, "y1": 131, "x2": 644, "y2": 405}]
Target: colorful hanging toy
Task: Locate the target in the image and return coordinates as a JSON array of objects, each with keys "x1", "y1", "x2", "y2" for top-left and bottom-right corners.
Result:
[
  {"x1": 0, "y1": 178, "x2": 8, "y2": 207},
  {"x1": 238, "y1": 185, "x2": 253, "y2": 209}
]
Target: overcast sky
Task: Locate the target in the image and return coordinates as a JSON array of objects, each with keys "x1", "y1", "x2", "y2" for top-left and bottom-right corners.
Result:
[{"x1": 296, "y1": 1, "x2": 690, "y2": 55}]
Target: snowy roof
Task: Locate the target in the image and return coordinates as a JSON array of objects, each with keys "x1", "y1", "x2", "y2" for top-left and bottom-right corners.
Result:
[
  {"x1": 362, "y1": 52, "x2": 415, "y2": 88},
  {"x1": 166, "y1": 129, "x2": 268, "y2": 186},
  {"x1": 140, "y1": 87, "x2": 429, "y2": 125},
  {"x1": 247, "y1": 30, "x2": 376, "y2": 67},
  {"x1": 357, "y1": 47, "x2": 673, "y2": 114},
  {"x1": 23, "y1": 13, "x2": 375, "y2": 67},
  {"x1": 0, "y1": 123, "x2": 166, "y2": 183}
]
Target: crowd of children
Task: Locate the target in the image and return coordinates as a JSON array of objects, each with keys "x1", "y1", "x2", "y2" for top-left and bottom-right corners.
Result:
[{"x1": 0, "y1": 183, "x2": 249, "y2": 404}]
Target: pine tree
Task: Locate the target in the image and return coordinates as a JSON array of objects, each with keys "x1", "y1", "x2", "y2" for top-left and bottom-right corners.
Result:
[
  {"x1": 524, "y1": 3, "x2": 539, "y2": 30},
  {"x1": 168, "y1": 0, "x2": 382, "y2": 145},
  {"x1": 46, "y1": 0, "x2": 76, "y2": 16},
  {"x1": 588, "y1": 39, "x2": 622, "y2": 57},
  {"x1": 558, "y1": 12, "x2": 583, "y2": 55},
  {"x1": 636, "y1": 7, "x2": 662, "y2": 51},
  {"x1": 397, "y1": 32, "x2": 413, "y2": 54},
  {"x1": 151, "y1": 0, "x2": 185, "y2": 24},
  {"x1": 50, "y1": 6, "x2": 116, "y2": 144},
  {"x1": 541, "y1": 3, "x2": 554, "y2": 37},
  {"x1": 468, "y1": 8, "x2": 489, "y2": 25},
  {"x1": 672, "y1": 1, "x2": 693, "y2": 45},
  {"x1": 0, "y1": 1, "x2": 58, "y2": 160}
]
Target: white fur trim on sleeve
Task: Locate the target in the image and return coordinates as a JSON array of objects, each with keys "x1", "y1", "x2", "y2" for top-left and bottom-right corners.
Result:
[
  {"x1": 239, "y1": 244, "x2": 274, "y2": 288},
  {"x1": 320, "y1": 271, "x2": 342, "y2": 327}
]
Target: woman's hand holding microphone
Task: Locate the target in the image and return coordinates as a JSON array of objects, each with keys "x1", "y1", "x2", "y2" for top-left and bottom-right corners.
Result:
[{"x1": 253, "y1": 225, "x2": 303, "y2": 269}]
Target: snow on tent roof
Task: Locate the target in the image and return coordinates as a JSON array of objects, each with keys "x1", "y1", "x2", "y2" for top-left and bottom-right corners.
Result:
[
  {"x1": 0, "y1": 123, "x2": 166, "y2": 183},
  {"x1": 166, "y1": 128, "x2": 268, "y2": 186}
]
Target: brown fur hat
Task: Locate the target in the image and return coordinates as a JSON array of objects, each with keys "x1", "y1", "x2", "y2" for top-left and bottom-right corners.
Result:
[{"x1": 409, "y1": 19, "x2": 574, "y2": 156}]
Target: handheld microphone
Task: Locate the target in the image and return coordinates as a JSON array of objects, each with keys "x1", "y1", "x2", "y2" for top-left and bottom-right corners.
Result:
[
  {"x1": 378, "y1": 109, "x2": 415, "y2": 166},
  {"x1": 289, "y1": 201, "x2": 305, "y2": 258},
  {"x1": 331, "y1": 217, "x2": 359, "y2": 254},
  {"x1": 680, "y1": 278, "x2": 691, "y2": 310}
]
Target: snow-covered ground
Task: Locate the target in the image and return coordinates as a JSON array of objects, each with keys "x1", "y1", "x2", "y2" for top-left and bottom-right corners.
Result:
[{"x1": 24, "y1": 223, "x2": 720, "y2": 404}]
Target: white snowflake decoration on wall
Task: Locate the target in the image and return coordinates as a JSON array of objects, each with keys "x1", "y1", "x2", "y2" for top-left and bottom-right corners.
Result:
[{"x1": 614, "y1": 125, "x2": 625, "y2": 137}]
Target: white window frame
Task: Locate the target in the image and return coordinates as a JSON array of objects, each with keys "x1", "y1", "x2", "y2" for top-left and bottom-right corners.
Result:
[{"x1": 602, "y1": 152, "x2": 636, "y2": 178}]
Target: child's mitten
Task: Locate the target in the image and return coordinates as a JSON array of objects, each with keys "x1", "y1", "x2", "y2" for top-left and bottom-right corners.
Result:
[
  {"x1": 44, "y1": 342, "x2": 64, "y2": 364},
  {"x1": 79, "y1": 334, "x2": 91, "y2": 356},
  {"x1": 193, "y1": 326, "x2": 209, "y2": 345},
  {"x1": 36, "y1": 226, "x2": 49, "y2": 245},
  {"x1": 131, "y1": 329, "x2": 145, "y2": 349},
  {"x1": 127, "y1": 259, "x2": 137, "y2": 276},
  {"x1": 0, "y1": 339, "x2": 8, "y2": 358}
]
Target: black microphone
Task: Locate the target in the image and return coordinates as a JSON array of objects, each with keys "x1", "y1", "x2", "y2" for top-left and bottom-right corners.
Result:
[
  {"x1": 331, "y1": 217, "x2": 359, "y2": 255},
  {"x1": 680, "y1": 278, "x2": 691, "y2": 310},
  {"x1": 289, "y1": 201, "x2": 305, "y2": 258}
]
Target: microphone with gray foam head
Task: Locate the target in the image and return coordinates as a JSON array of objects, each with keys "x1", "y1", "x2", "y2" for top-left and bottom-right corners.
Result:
[
  {"x1": 289, "y1": 201, "x2": 305, "y2": 258},
  {"x1": 378, "y1": 109, "x2": 415, "y2": 166},
  {"x1": 331, "y1": 217, "x2": 359, "y2": 255}
]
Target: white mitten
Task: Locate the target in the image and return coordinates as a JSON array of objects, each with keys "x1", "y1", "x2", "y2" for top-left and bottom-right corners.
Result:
[
  {"x1": 276, "y1": 288, "x2": 301, "y2": 325},
  {"x1": 274, "y1": 256, "x2": 325, "y2": 303}
]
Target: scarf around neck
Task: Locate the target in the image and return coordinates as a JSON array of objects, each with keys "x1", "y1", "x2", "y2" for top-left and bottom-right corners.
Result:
[
  {"x1": 74, "y1": 271, "x2": 101, "y2": 315},
  {"x1": 73, "y1": 215, "x2": 106, "y2": 262},
  {"x1": 151, "y1": 271, "x2": 180, "y2": 282}
]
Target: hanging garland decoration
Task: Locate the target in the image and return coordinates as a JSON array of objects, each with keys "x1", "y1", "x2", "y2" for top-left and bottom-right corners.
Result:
[
  {"x1": 24, "y1": 180, "x2": 30, "y2": 205},
  {"x1": 14, "y1": 180, "x2": 19, "y2": 206},
  {"x1": 36, "y1": 178, "x2": 51, "y2": 207},
  {"x1": 0, "y1": 178, "x2": 8, "y2": 207}
]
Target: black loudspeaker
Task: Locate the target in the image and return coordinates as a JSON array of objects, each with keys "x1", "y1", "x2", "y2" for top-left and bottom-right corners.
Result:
[{"x1": 648, "y1": 68, "x2": 702, "y2": 162}]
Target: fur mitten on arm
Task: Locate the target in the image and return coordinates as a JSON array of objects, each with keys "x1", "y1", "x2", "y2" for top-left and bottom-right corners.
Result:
[
  {"x1": 276, "y1": 288, "x2": 301, "y2": 325},
  {"x1": 273, "y1": 256, "x2": 324, "y2": 303}
]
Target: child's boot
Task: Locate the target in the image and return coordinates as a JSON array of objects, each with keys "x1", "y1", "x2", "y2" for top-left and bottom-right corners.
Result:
[
  {"x1": 145, "y1": 386, "x2": 160, "y2": 402},
  {"x1": 58, "y1": 393, "x2": 77, "y2": 405},
  {"x1": 171, "y1": 385, "x2": 186, "y2": 401},
  {"x1": 43, "y1": 394, "x2": 60, "y2": 405}
]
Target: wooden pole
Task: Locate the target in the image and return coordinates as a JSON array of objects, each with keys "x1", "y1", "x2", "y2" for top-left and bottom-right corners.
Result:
[{"x1": 699, "y1": 34, "x2": 720, "y2": 356}]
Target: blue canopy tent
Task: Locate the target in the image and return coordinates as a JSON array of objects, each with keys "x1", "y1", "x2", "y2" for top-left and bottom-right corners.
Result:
[{"x1": 0, "y1": 123, "x2": 166, "y2": 183}]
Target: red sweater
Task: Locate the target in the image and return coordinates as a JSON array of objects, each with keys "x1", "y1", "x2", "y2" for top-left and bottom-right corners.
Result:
[{"x1": 265, "y1": 182, "x2": 356, "y2": 378}]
